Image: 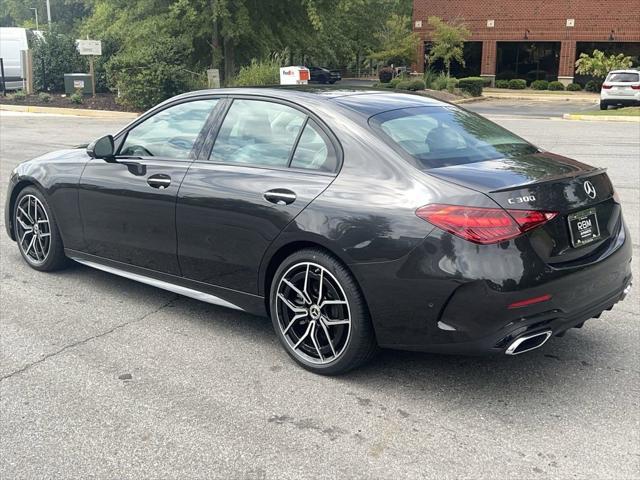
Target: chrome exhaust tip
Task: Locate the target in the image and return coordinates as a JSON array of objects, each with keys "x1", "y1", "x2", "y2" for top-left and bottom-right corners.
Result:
[{"x1": 505, "y1": 330, "x2": 552, "y2": 355}]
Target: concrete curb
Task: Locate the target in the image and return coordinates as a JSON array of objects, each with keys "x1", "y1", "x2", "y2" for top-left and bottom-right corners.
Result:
[
  {"x1": 483, "y1": 91, "x2": 598, "y2": 103},
  {"x1": 0, "y1": 103, "x2": 139, "y2": 119},
  {"x1": 562, "y1": 113, "x2": 640, "y2": 123},
  {"x1": 453, "y1": 96, "x2": 486, "y2": 104}
]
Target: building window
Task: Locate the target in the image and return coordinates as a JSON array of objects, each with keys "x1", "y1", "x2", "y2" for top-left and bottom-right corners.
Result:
[
  {"x1": 424, "y1": 41, "x2": 483, "y2": 77},
  {"x1": 496, "y1": 42, "x2": 561, "y2": 83}
]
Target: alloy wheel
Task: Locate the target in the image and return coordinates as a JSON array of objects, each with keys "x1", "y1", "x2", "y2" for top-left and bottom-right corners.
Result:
[
  {"x1": 275, "y1": 262, "x2": 352, "y2": 364},
  {"x1": 15, "y1": 194, "x2": 51, "y2": 265}
]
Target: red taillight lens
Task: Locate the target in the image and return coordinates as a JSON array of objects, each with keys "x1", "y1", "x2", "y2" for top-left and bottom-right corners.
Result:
[
  {"x1": 631, "y1": 85, "x2": 640, "y2": 90},
  {"x1": 415, "y1": 204, "x2": 557, "y2": 245},
  {"x1": 602, "y1": 84, "x2": 613, "y2": 89},
  {"x1": 508, "y1": 294, "x2": 552, "y2": 309}
]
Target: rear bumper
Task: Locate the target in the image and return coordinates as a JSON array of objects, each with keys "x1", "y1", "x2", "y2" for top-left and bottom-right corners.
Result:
[
  {"x1": 352, "y1": 219, "x2": 633, "y2": 354},
  {"x1": 600, "y1": 91, "x2": 640, "y2": 104}
]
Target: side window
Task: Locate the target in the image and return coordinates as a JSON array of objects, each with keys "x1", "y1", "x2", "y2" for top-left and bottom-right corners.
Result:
[
  {"x1": 209, "y1": 99, "x2": 306, "y2": 168},
  {"x1": 119, "y1": 99, "x2": 218, "y2": 159},
  {"x1": 290, "y1": 120, "x2": 338, "y2": 173}
]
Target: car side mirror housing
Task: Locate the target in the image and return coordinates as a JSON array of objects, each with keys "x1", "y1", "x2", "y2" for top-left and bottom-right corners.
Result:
[{"x1": 87, "y1": 135, "x2": 115, "y2": 160}]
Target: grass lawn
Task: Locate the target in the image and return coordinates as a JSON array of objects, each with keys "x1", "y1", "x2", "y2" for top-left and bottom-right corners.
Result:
[{"x1": 573, "y1": 107, "x2": 640, "y2": 116}]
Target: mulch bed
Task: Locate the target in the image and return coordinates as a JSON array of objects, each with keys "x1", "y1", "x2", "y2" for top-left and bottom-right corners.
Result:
[{"x1": 0, "y1": 92, "x2": 139, "y2": 112}]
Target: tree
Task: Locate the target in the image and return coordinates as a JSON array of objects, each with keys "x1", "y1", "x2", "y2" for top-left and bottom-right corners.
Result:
[
  {"x1": 32, "y1": 30, "x2": 84, "y2": 92},
  {"x1": 575, "y1": 50, "x2": 633, "y2": 79},
  {"x1": 426, "y1": 16, "x2": 470, "y2": 77},
  {"x1": 369, "y1": 14, "x2": 420, "y2": 66}
]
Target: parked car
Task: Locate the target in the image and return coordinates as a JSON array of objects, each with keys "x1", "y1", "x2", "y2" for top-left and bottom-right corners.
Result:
[
  {"x1": 600, "y1": 69, "x2": 640, "y2": 109},
  {"x1": 0, "y1": 27, "x2": 29, "y2": 91},
  {"x1": 308, "y1": 66, "x2": 341, "y2": 84},
  {"x1": 5, "y1": 89, "x2": 632, "y2": 374}
]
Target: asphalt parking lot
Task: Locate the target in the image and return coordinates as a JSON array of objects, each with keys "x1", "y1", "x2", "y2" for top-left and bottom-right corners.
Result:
[{"x1": 1, "y1": 101, "x2": 639, "y2": 479}]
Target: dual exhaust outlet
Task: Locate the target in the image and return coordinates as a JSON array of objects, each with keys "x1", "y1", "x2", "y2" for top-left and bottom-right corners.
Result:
[{"x1": 505, "y1": 330, "x2": 552, "y2": 355}]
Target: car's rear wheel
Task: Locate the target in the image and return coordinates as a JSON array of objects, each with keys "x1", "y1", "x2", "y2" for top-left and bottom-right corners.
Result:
[
  {"x1": 13, "y1": 186, "x2": 67, "y2": 271},
  {"x1": 270, "y1": 249, "x2": 377, "y2": 375},
  {"x1": 600, "y1": 101, "x2": 608, "y2": 110}
]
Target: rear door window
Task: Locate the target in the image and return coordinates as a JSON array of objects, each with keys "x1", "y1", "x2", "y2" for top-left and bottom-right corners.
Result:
[
  {"x1": 209, "y1": 99, "x2": 306, "y2": 168},
  {"x1": 290, "y1": 120, "x2": 338, "y2": 173}
]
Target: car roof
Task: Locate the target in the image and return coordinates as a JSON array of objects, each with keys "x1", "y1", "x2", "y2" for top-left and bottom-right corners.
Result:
[
  {"x1": 608, "y1": 69, "x2": 640, "y2": 74},
  {"x1": 174, "y1": 86, "x2": 448, "y2": 117}
]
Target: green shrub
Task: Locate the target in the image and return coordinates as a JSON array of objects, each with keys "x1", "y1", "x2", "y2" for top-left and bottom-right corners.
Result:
[
  {"x1": 12, "y1": 90, "x2": 27, "y2": 101},
  {"x1": 388, "y1": 76, "x2": 403, "y2": 88},
  {"x1": 107, "y1": 37, "x2": 197, "y2": 111},
  {"x1": 446, "y1": 78, "x2": 459, "y2": 93},
  {"x1": 394, "y1": 80, "x2": 410, "y2": 90},
  {"x1": 32, "y1": 30, "x2": 84, "y2": 93},
  {"x1": 508, "y1": 79, "x2": 527, "y2": 89},
  {"x1": 585, "y1": 80, "x2": 601, "y2": 92},
  {"x1": 548, "y1": 81, "x2": 565, "y2": 91},
  {"x1": 423, "y1": 69, "x2": 438, "y2": 89},
  {"x1": 69, "y1": 91, "x2": 83, "y2": 104},
  {"x1": 531, "y1": 80, "x2": 549, "y2": 90},
  {"x1": 408, "y1": 79, "x2": 426, "y2": 91},
  {"x1": 566, "y1": 83, "x2": 582, "y2": 91},
  {"x1": 458, "y1": 77, "x2": 484, "y2": 96},
  {"x1": 431, "y1": 73, "x2": 449, "y2": 91},
  {"x1": 230, "y1": 58, "x2": 280, "y2": 87},
  {"x1": 378, "y1": 67, "x2": 394, "y2": 83},
  {"x1": 495, "y1": 79, "x2": 510, "y2": 88},
  {"x1": 38, "y1": 92, "x2": 52, "y2": 103}
]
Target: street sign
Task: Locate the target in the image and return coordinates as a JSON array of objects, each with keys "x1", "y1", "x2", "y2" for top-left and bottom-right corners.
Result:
[{"x1": 76, "y1": 39, "x2": 102, "y2": 56}]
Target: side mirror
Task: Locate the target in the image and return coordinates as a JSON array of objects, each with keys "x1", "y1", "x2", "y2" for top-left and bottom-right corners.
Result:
[{"x1": 87, "y1": 135, "x2": 115, "y2": 160}]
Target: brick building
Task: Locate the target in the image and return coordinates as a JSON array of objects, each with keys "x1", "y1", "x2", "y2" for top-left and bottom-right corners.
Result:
[{"x1": 413, "y1": 0, "x2": 640, "y2": 85}]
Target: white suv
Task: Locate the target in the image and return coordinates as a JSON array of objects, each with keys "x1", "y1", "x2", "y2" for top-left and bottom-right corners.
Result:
[{"x1": 600, "y1": 69, "x2": 640, "y2": 110}]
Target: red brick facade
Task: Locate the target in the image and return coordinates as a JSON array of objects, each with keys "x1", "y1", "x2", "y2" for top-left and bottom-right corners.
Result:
[{"x1": 413, "y1": 0, "x2": 640, "y2": 83}]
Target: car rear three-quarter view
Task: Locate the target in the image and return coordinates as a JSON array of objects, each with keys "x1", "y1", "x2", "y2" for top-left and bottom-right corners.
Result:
[{"x1": 4, "y1": 89, "x2": 633, "y2": 374}]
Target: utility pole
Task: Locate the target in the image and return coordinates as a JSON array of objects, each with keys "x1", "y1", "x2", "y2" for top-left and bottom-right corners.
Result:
[
  {"x1": 30, "y1": 8, "x2": 39, "y2": 31},
  {"x1": 46, "y1": 0, "x2": 52, "y2": 28}
]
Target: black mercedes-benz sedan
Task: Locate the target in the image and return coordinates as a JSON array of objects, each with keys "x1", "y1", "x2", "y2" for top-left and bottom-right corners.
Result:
[{"x1": 4, "y1": 88, "x2": 632, "y2": 374}]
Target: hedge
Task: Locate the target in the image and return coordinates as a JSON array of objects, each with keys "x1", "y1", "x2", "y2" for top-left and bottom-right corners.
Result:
[
  {"x1": 531, "y1": 80, "x2": 549, "y2": 90},
  {"x1": 495, "y1": 79, "x2": 510, "y2": 88},
  {"x1": 566, "y1": 83, "x2": 582, "y2": 91},
  {"x1": 508, "y1": 79, "x2": 527, "y2": 89},
  {"x1": 458, "y1": 77, "x2": 484, "y2": 96},
  {"x1": 585, "y1": 80, "x2": 601, "y2": 92},
  {"x1": 548, "y1": 81, "x2": 565, "y2": 91},
  {"x1": 395, "y1": 79, "x2": 426, "y2": 91}
]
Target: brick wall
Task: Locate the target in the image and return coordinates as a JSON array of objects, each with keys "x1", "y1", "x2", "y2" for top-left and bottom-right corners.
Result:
[{"x1": 413, "y1": 0, "x2": 640, "y2": 79}]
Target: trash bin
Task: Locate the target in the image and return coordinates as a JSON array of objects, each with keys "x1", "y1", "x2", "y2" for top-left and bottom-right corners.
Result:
[{"x1": 63, "y1": 73, "x2": 93, "y2": 95}]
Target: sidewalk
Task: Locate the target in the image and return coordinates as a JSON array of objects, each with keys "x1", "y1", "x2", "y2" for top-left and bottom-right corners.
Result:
[
  {"x1": 0, "y1": 103, "x2": 139, "y2": 119},
  {"x1": 483, "y1": 88, "x2": 598, "y2": 102}
]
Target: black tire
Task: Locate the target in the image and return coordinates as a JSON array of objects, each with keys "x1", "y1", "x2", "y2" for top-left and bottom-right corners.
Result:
[
  {"x1": 13, "y1": 186, "x2": 68, "y2": 271},
  {"x1": 600, "y1": 101, "x2": 608, "y2": 110},
  {"x1": 269, "y1": 248, "x2": 378, "y2": 375}
]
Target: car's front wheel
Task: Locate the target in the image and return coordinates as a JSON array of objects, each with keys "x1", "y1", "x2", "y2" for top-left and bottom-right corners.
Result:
[
  {"x1": 13, "y1": 186, "x2": 68, "y2": 271},
  {"x1": 270, "y1": 249, "x2": 377, "y2": 375}
]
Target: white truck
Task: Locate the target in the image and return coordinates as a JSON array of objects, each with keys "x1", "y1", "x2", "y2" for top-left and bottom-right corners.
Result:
[{"x1": 0, "y1": 27, "x2": 30, "y2": 91}]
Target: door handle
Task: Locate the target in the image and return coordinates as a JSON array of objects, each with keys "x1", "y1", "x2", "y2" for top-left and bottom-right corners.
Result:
[
  {"x1": 147, "y1": 174, "x2": 171, "y2": 189},
  {"x1": 264, "y1": 189, "x2": 297, "y2": 205}
]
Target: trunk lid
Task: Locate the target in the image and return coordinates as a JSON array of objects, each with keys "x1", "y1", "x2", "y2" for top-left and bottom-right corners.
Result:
[{"x1": 428, "y1": 152, "x2": 621, "y2": 264}]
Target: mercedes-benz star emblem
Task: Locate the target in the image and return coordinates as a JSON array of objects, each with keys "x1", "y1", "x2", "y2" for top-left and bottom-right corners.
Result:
[{"x1": 583, "y1": 180, "x2": 597, "y2": 199}]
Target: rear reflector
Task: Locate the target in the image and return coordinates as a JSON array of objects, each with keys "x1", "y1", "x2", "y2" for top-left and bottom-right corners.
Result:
[
  {"x1": 415, "y1": 204, "x2": 557, "y2": 245},
  {"x1": 508, "y1": 294, "x2": 552, "y2": 309}
]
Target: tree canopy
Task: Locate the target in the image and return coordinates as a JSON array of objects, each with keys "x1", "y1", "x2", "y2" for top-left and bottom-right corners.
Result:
[{"x1": 426, "y1": 16, "x2": 470, "y2": 77}]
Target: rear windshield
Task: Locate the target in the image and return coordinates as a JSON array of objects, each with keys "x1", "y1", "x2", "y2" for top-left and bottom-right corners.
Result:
[
  {"x1": 370, "y1": 106, "x2": 538, "y2": 169},
  {"x1": 606, "y1": 72, "x2": 639, "y2": 83}
]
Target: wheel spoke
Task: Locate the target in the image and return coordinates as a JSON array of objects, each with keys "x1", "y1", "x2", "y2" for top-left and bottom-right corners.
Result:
[
  {"x1": 282, "y1": 312, "x2": 307, "y2": 334},
  {"x1": 318, "y1": 318, "x2": 337, "y2": 357},
  {"x1": 20, "y1": 230, "x2": 31, "y2": 244},
  {"x1": 310, "y1": 322, "x2": 324, "y2": 361},
  {"x1": 17, "y1": 217, "x2": 31, "y2": 230},
  {"x1": 320, "y1": 299, "x2": 348, "y2": 308},
  {"x1": 282, "y1": 278, "x2": 311, "y2": 305},
  {"x1": 293, "y1": 322, "x2": 313, "y2": 349},
  {"x1": 277, "y1": 293, "x2": 306, "y2": 314},
  {"x1": 25, "y1": 236, "x2": 36, "y2": 256},
  {"x1": 18, "y1": 206, "x2": 34, "y2": 225},
  {"x1": 39, "y1": 232, "x2": 51, "y2": 238},
  {"x1": 321, "y1": 314, "x2": 349, "y2": 326},
  {"x1": 317, "y1": 268, "x2": 324, "y2": 303}
]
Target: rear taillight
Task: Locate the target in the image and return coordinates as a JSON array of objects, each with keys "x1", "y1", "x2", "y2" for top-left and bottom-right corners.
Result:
[
  {"x1": 601, "y1": 84, "x2": 613, "y2": 89},
  {"x1": 631, "y1": 85, "x2": 640, "y2": 90},
  {"x1": 415, "y1": 204, "x2": 557, "y2": 245}
]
